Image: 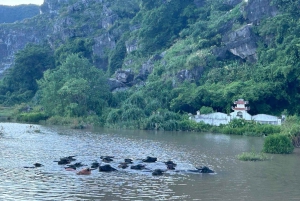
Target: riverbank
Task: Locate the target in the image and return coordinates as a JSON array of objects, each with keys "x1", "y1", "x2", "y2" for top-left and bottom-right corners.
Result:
[
  {"x1": 2, "y1": 105, "x2": 281, "y2": 136},
  {"x1": 1, "y1": 104, "x2": 297, "y2": 154}
]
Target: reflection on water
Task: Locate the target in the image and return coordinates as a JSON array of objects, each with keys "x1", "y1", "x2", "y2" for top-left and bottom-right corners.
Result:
[{"x1": 0, "y1": 122, "x2": 300, "y2": 200}]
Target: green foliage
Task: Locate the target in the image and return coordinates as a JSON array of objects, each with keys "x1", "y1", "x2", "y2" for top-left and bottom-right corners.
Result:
[
  {"x1": 221, "y1": 119, "x2": 281, "y2": 136},
  {"x1": 3, "y1": 0, "x2": 300, "y2": 135},
  {"x1": 263, "y1": 134, "x2": 294, "y2": 154},
  {"x1": 137, "y1": 0, "x2": 193, "y2": 54},
  {"x1": 106, "y1": 109, "x2": 122, "y2": 124},
  {"x1": 38, "y1": 54, "x2": 110, "y2": 117},
  {"x1": 271, "y1": 0, "x2": 300, "y2": 15},
  {"x1": 0, "y1": 43, "x2": 55, "y2": 105},
  {"x1": 125, "y1": 92, "x2": 146, "y2": 108},
  {"x1": 279, "y1": 115, "x2": 300, "y2": 147},
  {"x1": 54, "y1": 38, "x2": 94, "y2": 66},
  {"x1": 108, "y1": 33, "x2": 128, "y2": 75},
  {"x1": 237, "y1": 151, "x2": 269, "y2": 161},
  {"x1": 199, "y1": 106, "x2": 213, "y2": 114},
  {"x1": 16, "y1": 112, "x2": 48, "y2": 123}
]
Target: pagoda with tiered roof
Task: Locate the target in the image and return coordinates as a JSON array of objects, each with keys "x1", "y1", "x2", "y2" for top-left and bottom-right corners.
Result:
[{"x1": 231, "y1": 99, "x2": 250, "y2": 112}]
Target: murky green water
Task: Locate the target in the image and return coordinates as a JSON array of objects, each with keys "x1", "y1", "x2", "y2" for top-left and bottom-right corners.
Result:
[{"x1": 0, "y1": 122, "x2": 299, "y2": 200}]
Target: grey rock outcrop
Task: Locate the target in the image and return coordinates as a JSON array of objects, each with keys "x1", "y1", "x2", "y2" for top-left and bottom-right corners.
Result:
[
  {"x1": 0, "y1": 16, "x2": 51, "y2": 75},
  {"x1": 176, "y1": 66, "x2": 204, "y2": 83},
  {"x1": 0, "y1": 0, "x2": 140, "y2": 76},
  {"x1": 125, "y1": 39, "x2": 139, "y2": 53},
  {"x1": 136, "y1": 53, "x2": 164, "y2": 81},
  {"x1": 243, "y1": 0, "x2": 278, "y2": 23},
  {"x1": 222, "y1": 24, "x2": 257, "y2": 60},
  {"x1": 40, "y1": 0, "x2": 70, "y2": 14},
  {"x1": 107, "y1": 78, "x2": 127, "y2": 91},
  {"x1": 115, "y1": 69, "x2": 134, "y2": 83},
  {"x1": 214, "y1": 24, "x2": 257, "y2": 61},
  {"x1": 0, "y1": 0, "x2": 280, "y2": 78},
  {"x1": 213, "y1": 0, "x2": 277, "y2": 61},
  {"x1": 93, "y1": 33, "x2": 116, "y2": 70}
]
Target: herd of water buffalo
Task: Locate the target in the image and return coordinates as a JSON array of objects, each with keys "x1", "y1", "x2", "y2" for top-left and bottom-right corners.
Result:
[{"x1": 24, "y1": 155, "x2": 215, "y2": 176}]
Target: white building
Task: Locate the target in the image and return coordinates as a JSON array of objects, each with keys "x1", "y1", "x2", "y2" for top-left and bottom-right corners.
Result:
[
  {"x1": 252, "y1": 114, "x2": 282, "y2": 125},
  {"x1": 192, "y1": 99, "x2": 282, "y2": 126},
  {"x1": 230, "y1": 99, "x2": 252, "y2": 120},
  {"x1": 193, "y1": 112, "x2": 230, "y2": 126}
]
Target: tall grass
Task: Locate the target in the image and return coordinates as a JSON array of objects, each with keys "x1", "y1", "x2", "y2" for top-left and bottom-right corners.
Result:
[{"x1": 237, "y1": 151, "x2": 269, "y2": 161}]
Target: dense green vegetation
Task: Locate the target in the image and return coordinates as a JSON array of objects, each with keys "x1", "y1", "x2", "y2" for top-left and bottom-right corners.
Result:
[
  {"x1": 38, "y1": 54, "x2": 110, "y2": 118},
  {"x1": 0, "y1": 44, "x2": 55, "y2": 105},
  {"x1": 1, "y1": 0, "x2": 300, "y2": 154},
  {"x1": 263, "y1": 134, "x2": 294, "y2": 154}
]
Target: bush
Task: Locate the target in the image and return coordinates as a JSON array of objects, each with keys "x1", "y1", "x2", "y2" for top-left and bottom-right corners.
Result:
[
  {"x1": 144, "y1": 114, "x2": 164, "y2": 130},
  {"x1": 46, "y1": 116, "x2": 76, "y2": 125},
  {"x1": 162, "y1": 119, "x2": 178, "y2": 131},
  {"x1": 237, "y1": 151, "x2": 269, "y2": 161},
  {"x1": 16, "y1": 112, "x2": 48, "y2": 123},
  {"x1": 106, "y1": 109, "x2": 122, "y2": 124},
  {"x1": 199, "y1": 106, "x2": 214, "y2": 114},
  {"x1": 263, "y1": 134, "x2": 294, "y2": 154},
  {"x1": 221, "y1": 119, "x2": 281, "y2": 136}
]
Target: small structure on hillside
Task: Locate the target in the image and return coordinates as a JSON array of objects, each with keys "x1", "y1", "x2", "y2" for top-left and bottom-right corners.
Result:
[{"x1": 191, "y1": 99, "x2": 282, "y2": 126}]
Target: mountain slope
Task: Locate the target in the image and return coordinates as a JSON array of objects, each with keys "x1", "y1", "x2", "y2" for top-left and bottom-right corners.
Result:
[{"x1": 0, "y1": 0, "x2": 300, "y2": 128}]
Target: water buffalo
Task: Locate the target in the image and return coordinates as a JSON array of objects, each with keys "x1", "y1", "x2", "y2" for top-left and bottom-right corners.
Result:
[
  {"x1": 77, "y1": 168, "x2": 91, "y2": 175},
  {"x1": 99, "y1": 164, "x2": 117, "y2": 172},
  {"x1": 130, "y1": 164, "x2": 146, "y2": 170},
  {"x1": 118, "y1": 162, "x2": 129, "y2": 169},
  {"x1": 56, "y1": 156, "x2": 76, "y2": 165},
  {"x1": 100, "y1": 156, "x2": 114, "y2": 163},
  {"x1": 165, "y1": 160, "x2": 177, "y2": 170},
  {"x1": 196, "y1": 166, "x2": 214, "y2": 173},
  {"x1": 152, "y1": 169, "x2": 164, "y2": 176},
  {"x1": 34, "y1": 163, "x2": 43, "y2": 167},
  {"x1": 124, "y1": 158, "x2": 133, "y2": 164},
  {"x1": 142, "y1": 156, "x2": 157, "y2": 163},
  {"x1": 91, "y1": 161, "x2": 100, "y2": 169}
]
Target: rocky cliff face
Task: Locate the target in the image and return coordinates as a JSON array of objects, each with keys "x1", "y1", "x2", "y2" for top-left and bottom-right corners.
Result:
[
  {"x1": 0, "y1": 16, "x2": 51, "y2": 75},
  {"x1": 0, "y1": 0, "x2": 278, "y2": 77},
  {"x1": 213, "y1": 0, "x2": 277, "y2": 62},
  {"x1": 0, "y1": 0, "x2": 139, "y2": 74},
  {"x1": 243, "y1": 0, "x2": 278, "y2": 24}
]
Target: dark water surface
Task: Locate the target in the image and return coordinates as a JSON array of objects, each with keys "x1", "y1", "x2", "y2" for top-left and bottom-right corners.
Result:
[{"x1": 0, "y1": 122, "x2": 299, "y2": 201}]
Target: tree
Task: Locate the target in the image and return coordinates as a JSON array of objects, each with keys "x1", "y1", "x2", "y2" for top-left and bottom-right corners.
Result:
[
  {"x1": 0, "y1": 43, "x2": 54, "y2": 105},
  {"x1": 38, "y1": 54, "x2": 110, "y2": 117},
  {"x1": 54, "y1": 38, "x2": 94, "y2": 66}
]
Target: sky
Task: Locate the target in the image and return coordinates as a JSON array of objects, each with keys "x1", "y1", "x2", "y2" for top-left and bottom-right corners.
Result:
[{"x1": 0, "y1": 0, "x2": 43, "y2": 6}]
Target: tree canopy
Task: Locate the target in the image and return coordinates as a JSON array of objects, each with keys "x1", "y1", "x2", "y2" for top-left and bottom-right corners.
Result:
[
  {"x1": 38, "y1": 54, "x2": 110, "y2": 117},
  {"x1": 0, "y1": 43, "x2": 54, "y2": 105}
]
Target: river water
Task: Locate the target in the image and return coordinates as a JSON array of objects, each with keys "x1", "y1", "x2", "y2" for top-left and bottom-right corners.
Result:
[{"x1": 0, "y1": 122, "x2": 299, "y2": 201}]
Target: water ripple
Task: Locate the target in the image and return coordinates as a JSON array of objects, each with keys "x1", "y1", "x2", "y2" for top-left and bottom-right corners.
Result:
[{"x1": 1, "y1": 123, "x2": 300, "y2": 200}]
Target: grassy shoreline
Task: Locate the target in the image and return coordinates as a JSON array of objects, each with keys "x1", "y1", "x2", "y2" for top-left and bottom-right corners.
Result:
[{"x1": 2, "y1": 105, "x2": 298, "y2": 154}]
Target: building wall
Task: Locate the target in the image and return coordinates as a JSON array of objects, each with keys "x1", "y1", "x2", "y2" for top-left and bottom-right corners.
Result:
[
  {"x1": 194, "y1": 112, "x2": 230, "y2": 126},
  {"x1": 252, "y1": 114, "x2": 281, "y2": 125},
  {"x1": 193, "y1": 111, "x2": 281, "y2": 126},
  {"x1": 230, "y1": 110, "x2": 252, "y2": 120}
]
